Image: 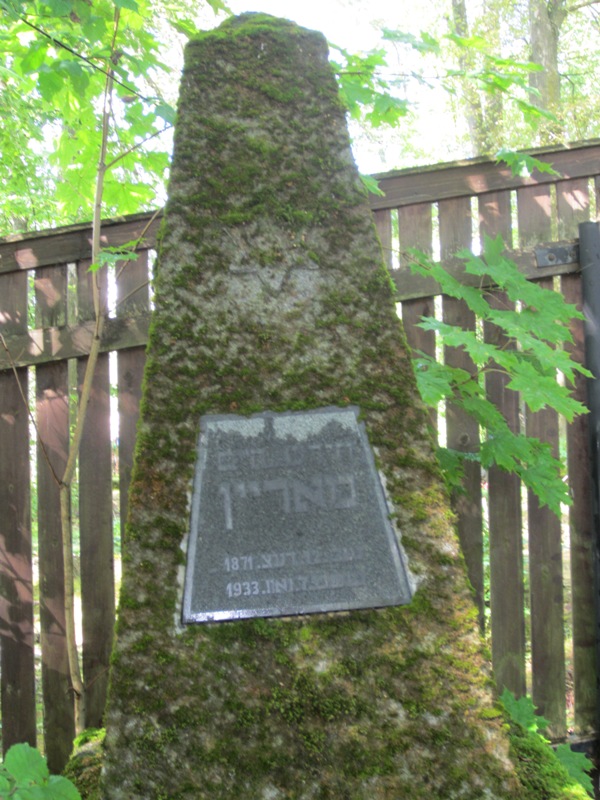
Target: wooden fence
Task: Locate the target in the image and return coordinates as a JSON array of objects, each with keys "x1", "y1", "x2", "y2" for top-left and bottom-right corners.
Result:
[{"x1": 1, "y1": 140, "x2": 599, "y2": 771}]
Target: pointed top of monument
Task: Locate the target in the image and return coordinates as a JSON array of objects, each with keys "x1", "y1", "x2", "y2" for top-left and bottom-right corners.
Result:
[{"x1": 192, "y1": 11, "x2": 324, "y2": 44}]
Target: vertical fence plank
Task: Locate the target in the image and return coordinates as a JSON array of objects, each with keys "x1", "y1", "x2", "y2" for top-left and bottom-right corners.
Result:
[
  {"x1": 35, "y1": 264, "x2": 74, "y2": 772},
  {"x1": 472, "y1": 189, "x2": 525, "y2": 674},
  {"x1": 559, "y1": 182, "x2": 595, "y2": 733},
  {"x1": 558, "y1": 175, "x2": 597, "y2": 734},
  {"x1": 0, "y1": 270, "x2": 36, "y2": 751},
  {"x1": 398, "y1": 204, "x2": 437, "y2": 435},
  {"x1": 557, "y1": 179, "x2": 590, "y2": 240},
  {"x1": 479, "y1": 191, "x2": 525, "y2": 649},
  {"x1": 76, "y1": 260, "x2": 114, "y2": 729},
  {"x1": 516, "y1": 184, "x2": 553, "y2": 248},
  {"x1": 565, "y1": 272, "x2": 598, "y2": 738},
  {"x1": 438, "y1": 197, "x2": 485, "y2": 626},
  {"x1": 117, "y1": 251, "x2": 150, "y2": 530},
  {"x1": 373, "y1": 209, "x2": 393, "y2": 271},
  {"x1": 36, "y1": 360, "x2": 72, "y2": 770},
  {"x1": 527, "y1": 372, "x2": 566, "y2": 737},
  {"x1": 478, "y1": 190, "x2": 512, "y2": 246},
  {"x1": 518, "y1": 185, "x2": 566, "y2": 734}
]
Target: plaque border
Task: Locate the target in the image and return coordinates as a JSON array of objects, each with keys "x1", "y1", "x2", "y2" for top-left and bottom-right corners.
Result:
[{"x1": 182, "y1": 405, "x2": 412, "y2": 623}]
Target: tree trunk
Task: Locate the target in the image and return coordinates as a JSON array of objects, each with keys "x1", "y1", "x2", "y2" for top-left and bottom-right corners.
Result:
[
  {"x1": 451, "y1": 0, "x2": 488, "y2": 155},
  {"x1": 529, "y1": 0, "x2": 566, "y2": 140},
  {"x1": 479, "y1": 0, "x2": 504, "y2": 152}
]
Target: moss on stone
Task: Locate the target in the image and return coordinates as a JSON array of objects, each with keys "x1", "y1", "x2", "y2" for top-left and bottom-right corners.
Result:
[
  {"x1": 63, "y1": 729, "x2": 105, "y2": 800},
  {"x1": 508, "y1": 722, "x2": 590, "y2": 799},
  {"x1": 101, "y1": 11, "x2": 577, "y2": 800}
]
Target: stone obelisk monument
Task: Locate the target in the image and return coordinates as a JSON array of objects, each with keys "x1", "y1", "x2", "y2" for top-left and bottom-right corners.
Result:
[{"x1": 102, "y1": 14, "x2": 575, "y2": 799}]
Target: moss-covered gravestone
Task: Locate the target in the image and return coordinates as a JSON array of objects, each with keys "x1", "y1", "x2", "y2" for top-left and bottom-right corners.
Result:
[{"x1": 102, "y1": 13, "x2": 582, "y2": 800}]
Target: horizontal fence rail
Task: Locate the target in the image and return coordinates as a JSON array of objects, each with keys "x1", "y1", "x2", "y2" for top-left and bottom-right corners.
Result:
[{"x1": 1, "y1": 141, "x2": 599, "y2": 769}]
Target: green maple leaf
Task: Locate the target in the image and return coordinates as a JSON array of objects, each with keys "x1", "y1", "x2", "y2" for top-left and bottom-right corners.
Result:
[
  {"x1": 554, "y1": 744, "x2": 594, "y2": 797},
  {"x1": 500, "y1": 689, "x2": 550, "y2": 735}
]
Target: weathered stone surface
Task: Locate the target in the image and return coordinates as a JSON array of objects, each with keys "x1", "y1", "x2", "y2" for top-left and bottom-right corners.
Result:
[{"x1": 102, "y1": 13, "x2": 580, "y2": 799}]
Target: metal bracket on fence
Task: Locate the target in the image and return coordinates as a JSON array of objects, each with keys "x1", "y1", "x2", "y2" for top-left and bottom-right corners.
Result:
[{"x1": 534, "y1": 243, "x2": 579, "y2": 268}]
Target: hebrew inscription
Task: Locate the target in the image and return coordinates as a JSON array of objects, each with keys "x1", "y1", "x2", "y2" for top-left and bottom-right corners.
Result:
[{"x1": 182, "y1": 406, "x2": 412, "y2": 622}]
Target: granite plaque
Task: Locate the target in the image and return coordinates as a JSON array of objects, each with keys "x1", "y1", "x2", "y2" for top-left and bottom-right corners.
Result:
[{"x1": 182, "y1": 406, "x2": 412, "y2": 622}]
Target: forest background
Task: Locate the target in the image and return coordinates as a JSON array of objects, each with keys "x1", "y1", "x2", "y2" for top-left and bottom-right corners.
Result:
[{"x1": 2, "y1": 0, "x2": 600, "y2": 236}]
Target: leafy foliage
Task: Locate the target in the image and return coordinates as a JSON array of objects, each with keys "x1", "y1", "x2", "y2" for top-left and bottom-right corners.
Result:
[
  {"x1": 88, "y1": 240, "x2": 139, "y2": 273},
  {"x1": 1, "y1": 0, "x2": 599, "y2": 230},
  {"x1": 358, "y1": 173, "x2": 384, "y2": 197},
  {"x1": 0, "y1": 1, "x2": 579, "y2": 229},
  {"x1": 409, "y1": 235, "x2": 590, "y2": 516},
  {"x1": 500, "y1": 688, "x2": 551, "y2": 734},
  {"x1": 330, "y1": 46, "x2": 409, "y2": 128},
  {"x1": 381, "y1": 23, "x2": 556, "y2": 148},
  {"x1": 0, "y1": 0, "x2": 228, "y2": 233},
  {"x1": 500, "y1": 689, "x2": 594, "y2": 797},
  {"x1": 332, "y1": 24, "x2": 553, "y2": 149},
  {"x1": 495, "y1": 148, "x2": 560, "y2": 179},
  {"x1": 554, "y1": 744, "x2": 595, "y2": 798},
  {"x1": 0, "y1": 743, "x2": 81, "y2": 798},
  {"x1": 444, "y1": 32, "x2": 553, "y2": 124},
  {"x1": 376, "y1": 0, "x2": 600, "y2": 163}
]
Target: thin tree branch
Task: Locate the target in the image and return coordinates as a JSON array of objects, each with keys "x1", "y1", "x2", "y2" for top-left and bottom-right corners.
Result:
[
  {"x1": 105, "y1": 124, "x2": 173, "y2": 171},
  {"x1": 114, "y1": 206, "x2": 163, "y2": 282},
  {"x1": 59, "y1": 7, "x2": 121, "y2": 736},
  {"x1": 113, "y1": 279, "x2": 151, "y2": 311},
  {"x1": 108, "y1": 208, "x2": 164, "y2": 313},
  {"x1": 17, "y1": 15, "x2": 149, "y2": 102},
  {"x1": 62, "y1": 57, "x2": 112, "y2": 491},
  {"x1": 123, "y1": 206, "x2": 163, "y2": 260},
  {"x1": 565, "y1": 0, "x2": 600, "y2": 12}
]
